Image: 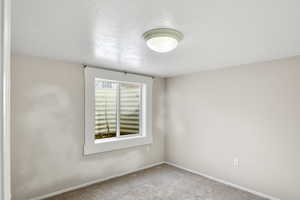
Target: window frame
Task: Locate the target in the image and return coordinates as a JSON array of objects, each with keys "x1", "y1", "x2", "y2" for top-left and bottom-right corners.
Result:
[{"x1": 84, "y1": 67, "x2": 153, "y2": 155}]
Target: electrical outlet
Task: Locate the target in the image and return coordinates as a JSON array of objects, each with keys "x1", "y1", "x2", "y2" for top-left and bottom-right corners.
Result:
[{"x1": 234, "y1": 158, "x2": 239, "y2": 168}]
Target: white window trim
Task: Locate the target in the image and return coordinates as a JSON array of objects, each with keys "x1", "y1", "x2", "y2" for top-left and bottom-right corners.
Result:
[{"x1": 84, "y1": 67, "x2": 153, "y2": 155}]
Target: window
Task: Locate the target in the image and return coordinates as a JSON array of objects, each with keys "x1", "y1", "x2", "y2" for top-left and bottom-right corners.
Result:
[
  {"x1": 84, "y1": 67, "x2": 153, "y2": 154},
  {"x1": 94, "y1": 79, "x2": 141, "y2": 139}
]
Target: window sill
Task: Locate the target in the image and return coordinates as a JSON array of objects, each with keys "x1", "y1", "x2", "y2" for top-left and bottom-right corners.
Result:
[
  {"x1": 94, "y1": 135, "x2": 143, "y2": 144},
  {"x1": 84, "y1": 135, "x2": 152, "y2": 155}
]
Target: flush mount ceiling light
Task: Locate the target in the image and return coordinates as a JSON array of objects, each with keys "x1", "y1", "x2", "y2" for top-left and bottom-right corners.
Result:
[{"x1": 143, "y1": 28, "x2": 184, "y2": 53}]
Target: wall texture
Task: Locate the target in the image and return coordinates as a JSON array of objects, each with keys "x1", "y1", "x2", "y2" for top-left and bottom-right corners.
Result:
[
  {"x1": 11, "y1": 55, "x2": 165, "y2": 200},
  {"x1": 165, "y1": 57, "x2": 300, "y2": 200}
]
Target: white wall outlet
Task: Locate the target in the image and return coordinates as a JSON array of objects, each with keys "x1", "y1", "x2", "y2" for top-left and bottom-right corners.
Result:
[{"x1": 234, "y1": 158, "x2": 239, "y2": 168}]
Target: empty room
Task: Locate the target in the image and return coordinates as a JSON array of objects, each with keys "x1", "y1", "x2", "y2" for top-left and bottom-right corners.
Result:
[{"x1": 0, "y1": 0, "x2": 299, "y2": 199}]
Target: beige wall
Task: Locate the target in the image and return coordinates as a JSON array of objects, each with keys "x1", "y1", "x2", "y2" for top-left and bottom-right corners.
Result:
[
  {"x1": 11, "y1": 55, "x2": 165, "y2": 200},
  {"x1": 165, "y1": 57, "x2": 300, "y2": 200},
  {"x1": 12, "y1": 54, "x2": 300, "y2": 200}
]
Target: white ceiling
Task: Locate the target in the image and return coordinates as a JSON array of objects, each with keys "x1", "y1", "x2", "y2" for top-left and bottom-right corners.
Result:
[{"x1": 12, "y1": 0, "x2": 300, "y2": 77}]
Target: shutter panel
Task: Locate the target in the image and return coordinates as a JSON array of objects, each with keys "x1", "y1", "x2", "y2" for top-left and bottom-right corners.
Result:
[
  {"x1": 94, "y1": 80, "x2": 117, "y2": 139},
  {"x1": 120, "y1": 83, "x2": 140, "y2": 135}
]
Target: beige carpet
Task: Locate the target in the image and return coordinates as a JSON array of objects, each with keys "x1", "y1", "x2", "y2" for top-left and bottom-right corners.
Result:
[{"x1": 46, "y1": 164, "x2": 268, "y2": 200}]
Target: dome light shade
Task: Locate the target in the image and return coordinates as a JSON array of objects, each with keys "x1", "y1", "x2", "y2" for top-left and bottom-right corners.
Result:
[
  {"x1": 146, "y1": 37, "x2": 178, "y2": 53},
  {"x1": 143, "y1": 28, "x2": 183, "y2": 53}
]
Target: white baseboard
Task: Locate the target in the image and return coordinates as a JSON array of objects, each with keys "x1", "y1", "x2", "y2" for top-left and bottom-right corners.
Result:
[
  {"x1": 164, "y1": 161, "x2": 280, "y2": 200},
  {"x1": 29, "y1": 161, "x2": 280, "y2": 200},
  {"x1": 29, "y1": 161, "x2": 164, "y2": 200}
]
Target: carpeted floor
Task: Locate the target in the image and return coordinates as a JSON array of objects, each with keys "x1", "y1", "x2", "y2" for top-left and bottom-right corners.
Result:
[{"x1": 46, "y1": 164, "x2": 268, "y2": 200}]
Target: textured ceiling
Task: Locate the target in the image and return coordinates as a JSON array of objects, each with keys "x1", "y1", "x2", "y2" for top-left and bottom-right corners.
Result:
[{"x1": 12, "y1": 0, "x2": 300, "y2": 77}]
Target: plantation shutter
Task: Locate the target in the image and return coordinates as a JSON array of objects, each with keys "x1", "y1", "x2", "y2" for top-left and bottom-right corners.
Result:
[{"x1": 94, "y1": 80, "x2": 141, "y2": 139}]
